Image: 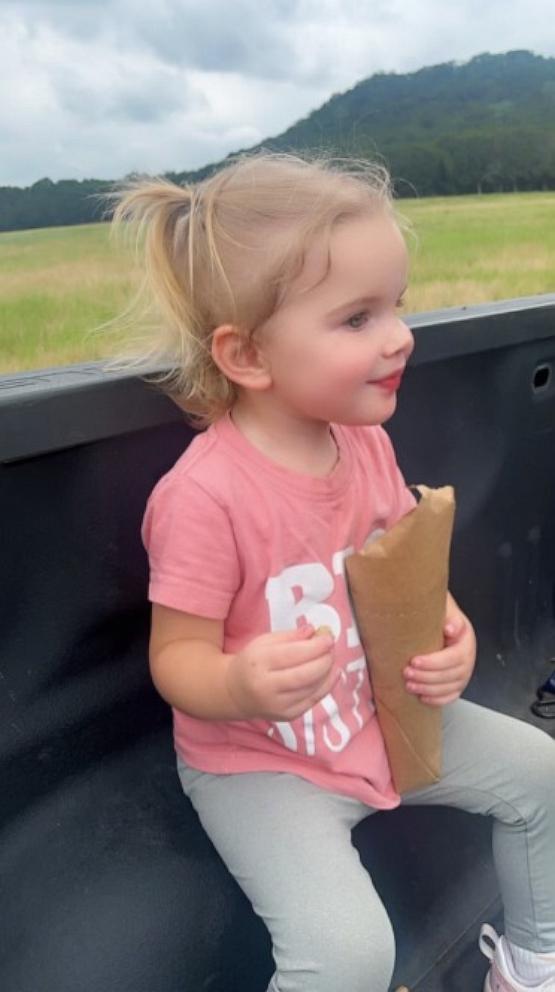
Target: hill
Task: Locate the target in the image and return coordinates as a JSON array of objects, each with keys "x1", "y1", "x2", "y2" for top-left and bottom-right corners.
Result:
[
  {"x1": 2, "y1": 50, "x2": 555, "y2": 231},
  {"x1": 179, "y1": 50, "x2": 555, "y2": 196}
]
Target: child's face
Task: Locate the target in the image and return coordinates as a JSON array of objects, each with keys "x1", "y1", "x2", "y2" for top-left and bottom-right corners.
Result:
[{"x1": 258, "y1": 209, "x2": 414, "y2": 427}]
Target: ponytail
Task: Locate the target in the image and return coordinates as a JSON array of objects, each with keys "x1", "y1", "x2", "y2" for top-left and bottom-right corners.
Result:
[{"x1": 99, "y1": 176, "x2": 236, "y2": 427}]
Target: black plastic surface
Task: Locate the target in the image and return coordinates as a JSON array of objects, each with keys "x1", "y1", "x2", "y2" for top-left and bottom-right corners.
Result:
[{"x1": 1, "y1": 296, "x2": 555, "y2": 991}]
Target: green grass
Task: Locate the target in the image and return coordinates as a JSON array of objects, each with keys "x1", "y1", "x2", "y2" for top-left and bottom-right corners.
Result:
[
  {"x1": 0, "y1": 223, "x2": 134, "y2": 371},
  {"x1": 1, "y1": 190, "x2": 555, "y2": 373},
  {"x1": 400, "y1": 191, "x2": 555, "y2": 311}
]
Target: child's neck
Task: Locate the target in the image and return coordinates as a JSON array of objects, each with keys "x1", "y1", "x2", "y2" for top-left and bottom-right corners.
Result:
[{"x1": 229, "y1": 401, "x2": 339, "y2": 478}]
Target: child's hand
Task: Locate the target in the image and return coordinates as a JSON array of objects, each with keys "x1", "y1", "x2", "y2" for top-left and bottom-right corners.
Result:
[
  {"x1": 403, "y1": 593, "x2": 476, "y2": 706},
  {"x1": 226, "y1": 625, "x2": 338, "y2": 722}
]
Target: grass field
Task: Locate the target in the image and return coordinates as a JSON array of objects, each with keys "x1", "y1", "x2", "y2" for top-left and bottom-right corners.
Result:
[{"x1": 1, "y1": 190, "x2": 555, "y2": 374}]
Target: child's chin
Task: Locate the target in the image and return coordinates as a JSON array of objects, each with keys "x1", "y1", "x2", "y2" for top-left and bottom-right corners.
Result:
[{"x1": 336, "y1": 407, "x2": 395, "y2": 427}]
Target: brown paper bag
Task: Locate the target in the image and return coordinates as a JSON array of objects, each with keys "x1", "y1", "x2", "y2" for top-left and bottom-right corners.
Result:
[{"x1": 345, "y1": 484, "x2": 456, "y2": 794}]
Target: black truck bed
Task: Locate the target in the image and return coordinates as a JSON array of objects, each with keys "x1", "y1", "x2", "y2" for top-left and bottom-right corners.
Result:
[{"x1": 1, "y1": 295, "x2": 554, "y2": 992}]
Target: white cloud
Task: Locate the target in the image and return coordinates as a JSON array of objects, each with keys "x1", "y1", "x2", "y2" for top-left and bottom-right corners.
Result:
[{"x1": 1, "y1": 0, "x2": 555, "y2": 186}]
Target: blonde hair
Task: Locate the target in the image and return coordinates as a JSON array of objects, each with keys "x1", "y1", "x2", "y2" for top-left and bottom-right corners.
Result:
[{"x1": 100, "y1": 150, "x2": 405, "y2": 428}]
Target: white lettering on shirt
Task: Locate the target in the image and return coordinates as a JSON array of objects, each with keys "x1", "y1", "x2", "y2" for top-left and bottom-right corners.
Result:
[
  {"x1": 264, "y1": 547, "x2": 374, "y2": 758},
  {"x1": 265, "y1": 562, "x2": 338, "y2": 634}
]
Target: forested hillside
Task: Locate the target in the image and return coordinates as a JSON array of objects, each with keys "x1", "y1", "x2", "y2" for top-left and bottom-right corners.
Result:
[
  {"x1": 240, "y1": 49, "x2": 555, "y2": 197},
  {"x1": 2, "y1": 50, "x2": 555, "y2": 232}
]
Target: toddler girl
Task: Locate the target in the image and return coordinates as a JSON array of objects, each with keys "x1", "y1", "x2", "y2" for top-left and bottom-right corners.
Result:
[{"x1": 108, "y1": 153, "x2": 555, "y2": 992}]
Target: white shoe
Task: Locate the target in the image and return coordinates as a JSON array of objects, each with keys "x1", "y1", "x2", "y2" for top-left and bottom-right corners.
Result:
[{"x1": 480, "y1": 924, "x2": 555, "y2": 992}]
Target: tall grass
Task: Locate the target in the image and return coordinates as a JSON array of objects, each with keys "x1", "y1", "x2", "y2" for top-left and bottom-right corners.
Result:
[
  {"x1": 1, "y1": 191, "x2": 554, "y2": 373},
  {"x1": 401, "y1": 191, "x2": 555, "y2": 312},
  {"x1": 0, "y1": 224, "x2": 134, "y2": 372}
]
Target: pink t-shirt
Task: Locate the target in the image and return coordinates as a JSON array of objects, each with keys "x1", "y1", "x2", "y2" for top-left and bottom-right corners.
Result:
[{"x1": 141, "y1": 411, "x2": 417, "y2": 809}]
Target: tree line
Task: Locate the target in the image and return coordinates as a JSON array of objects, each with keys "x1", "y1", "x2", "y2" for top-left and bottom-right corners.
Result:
[{"x1": 2, "y1": 50, "x2": 555, "y2": 233}]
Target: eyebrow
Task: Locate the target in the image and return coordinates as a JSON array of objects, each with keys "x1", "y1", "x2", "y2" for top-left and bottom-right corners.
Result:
[{"x1": 326, "y1": 286, "x2": 408, "y2": 319}]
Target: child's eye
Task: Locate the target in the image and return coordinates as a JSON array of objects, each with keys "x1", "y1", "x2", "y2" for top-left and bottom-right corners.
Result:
[{"x1": 345, "y1": 311, "x2": 368, "y2": 330}]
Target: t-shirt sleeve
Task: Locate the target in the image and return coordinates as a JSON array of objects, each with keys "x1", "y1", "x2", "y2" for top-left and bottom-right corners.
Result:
[
  {"x1": 140, "y1": 472, "x2": 240, "y2": 619},
  {"x1": 376, "y1": 427, "x2": 417, "y2": 527}
]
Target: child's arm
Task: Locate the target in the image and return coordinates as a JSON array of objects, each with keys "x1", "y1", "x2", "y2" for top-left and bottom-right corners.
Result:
[
  {"x1": 149, "y1": 605, "x2": 242, "y2": 719},
  {"x1": 149, "y1": 604, "x2": 337, "y2": 722},
  {"x1": 403, "y1": 591, "x2": 477, "y2": 706}
]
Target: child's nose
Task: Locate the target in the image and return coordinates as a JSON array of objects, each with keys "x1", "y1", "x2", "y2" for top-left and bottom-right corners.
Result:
[{"x1": 385, "y1": 316, "x2": 414, "y2": 358}]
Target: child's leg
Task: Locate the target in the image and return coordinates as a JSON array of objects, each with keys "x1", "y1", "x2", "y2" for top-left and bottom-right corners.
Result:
[
  {"x1": 178, "y1": 762, "x2": 394, "y2": 992},
  {"x1": 401, "y1": 699, "x2": 555, "y2": 954}
]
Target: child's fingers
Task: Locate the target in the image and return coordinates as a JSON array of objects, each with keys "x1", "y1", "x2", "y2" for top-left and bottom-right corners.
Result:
[
  {"x1": 444, "y1": 617, "x2": 465, "y2": 638},
  {"x1": 404, "y1": 662, "x2": 466, "y2": 687},
  {"x1": 274, "y1": 652, "x2": 335, "y2": 693},
  {"x1": 407, "y1": 677, "x2": 463, "y2": 697},
  {"x1": 419, "y1": 689, "x2": 461, "y2": 707},
  {"x1": 268, "y1": 632, "x2": 334, "y2": 670},
  {"x1": 277, "y1": 668, "x2": 341, "y2": 718},
  {"x1": 408, "y1": 644, "x2": 467, "y2": 670}
]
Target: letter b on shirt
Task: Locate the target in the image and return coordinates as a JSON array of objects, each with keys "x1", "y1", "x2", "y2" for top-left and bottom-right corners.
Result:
[{"x1": 265, "y1": 563, "x2": 340, "y2": 635}]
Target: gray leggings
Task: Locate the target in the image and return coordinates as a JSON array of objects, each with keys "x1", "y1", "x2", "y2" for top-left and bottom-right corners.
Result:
[{"x1": 178, "y1": 700, "x2": 555, "y2": 992}]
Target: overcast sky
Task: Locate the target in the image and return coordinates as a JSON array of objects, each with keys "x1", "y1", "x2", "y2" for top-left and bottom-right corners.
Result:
[{"x1": 2, "y1": 0, "x2": 555, "y2": 188}]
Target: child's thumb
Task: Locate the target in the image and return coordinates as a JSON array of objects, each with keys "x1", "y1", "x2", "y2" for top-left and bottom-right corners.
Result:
[{"x1": 274, "y1": 624, "x2": 315, "y2": 641}]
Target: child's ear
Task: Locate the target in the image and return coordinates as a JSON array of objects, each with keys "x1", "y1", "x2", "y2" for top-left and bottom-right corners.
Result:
[{"x1": 211, "y1": 324, "x2": 271, "y2": 391}]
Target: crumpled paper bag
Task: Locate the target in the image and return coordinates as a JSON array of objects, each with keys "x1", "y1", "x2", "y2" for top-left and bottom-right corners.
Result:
[{"x1": 345, "y1": 484, "x2": 456, "y2": 794}]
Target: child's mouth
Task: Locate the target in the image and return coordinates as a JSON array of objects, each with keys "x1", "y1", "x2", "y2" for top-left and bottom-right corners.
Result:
[{"x1": 368, "y1": 371, "x2": 404, "y2": 391}]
